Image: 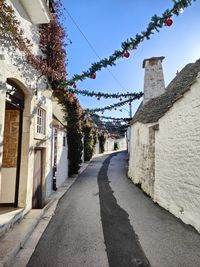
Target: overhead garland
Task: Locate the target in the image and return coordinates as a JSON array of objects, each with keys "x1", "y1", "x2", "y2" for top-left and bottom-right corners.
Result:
[
  {"x1": 65, "y1": 0, "x2": 196, "y2": 86},
  {"x1": 96, "y1": 115, "x2": 131, "y2": 122},
  {"x1": 85, "y1": 97, "x2": 139, "y2": 113},
  {"x1": 68, "y1": 87, "x2": 143, "y2": 99}
]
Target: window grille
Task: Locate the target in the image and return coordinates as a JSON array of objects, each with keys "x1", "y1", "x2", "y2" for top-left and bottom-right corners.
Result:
[{"x1": 37, "y1": 108, "x2": 46, "y2": 135}]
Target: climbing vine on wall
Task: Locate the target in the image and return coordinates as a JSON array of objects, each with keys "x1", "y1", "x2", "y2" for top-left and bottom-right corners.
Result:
[
  {"x1": 61, "y1": 97, "x2": 83, "y2": 176},
  {"x1": 99, "y1": 133, "x2": 107, "y2": 153},
  {"x1": 0, "y1": 0, "x2": 67, "y2": 81},
  {"x1": 83, "y1": 122, "x2": 95, "y2": 162}
]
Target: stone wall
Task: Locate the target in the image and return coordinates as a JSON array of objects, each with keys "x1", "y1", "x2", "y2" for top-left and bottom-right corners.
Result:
[
  {"x1": 129, "y1": 76, "x2": 200, "y2": 232},
  {"x1": 128, "y1": 122, "x2": 156, "y2": 198},
  {"x1": 0, "y1": 1, "x2": 54, "y2": 211},
  {"x1": 56, "y1": 130, "x2": 68, "y2": 188},
  {"x1": 143, "y1": 57, "x2": 165, "y2": 104},
  {"x1": 154, "y1": 77, "x2": 200, "y2": 232}
]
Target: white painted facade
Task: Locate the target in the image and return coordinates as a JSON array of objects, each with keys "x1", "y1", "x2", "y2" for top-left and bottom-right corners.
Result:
[
  {"x1": 126, "y1": 127, "x2": 131, "y2": 153},
  {"x1": 51, "y1": 100, "x2": 68, "y2": 193},
  {"x1": 128, "y1": 122, "x2": 156, "y2": 198},
  {"x1": 117, "y1": 136, "x2": 127, "y2": 150},
  {"x1": 95, "y1": 140, "x2": 100, "y2": 155},
  {"x1": 105, "y1": 138, "x2": 115, "y2": 152},
  {"x1": 128, "y1": 72, "x2": 200, "y2": 232},
  {"x1": 105, "y1": 136, "x2": 127, "y2": 152},
  {"x1": 154, "y1": 77, "x2": 200, "y2": 232},
  {"x1": 0, "y1": 0, "x2": 57, "y2": 220}
]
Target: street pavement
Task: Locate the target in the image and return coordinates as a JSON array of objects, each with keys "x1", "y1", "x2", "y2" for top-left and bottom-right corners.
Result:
[{"x1": 27, "y1": 151, "x2": 200, "y2": 267}]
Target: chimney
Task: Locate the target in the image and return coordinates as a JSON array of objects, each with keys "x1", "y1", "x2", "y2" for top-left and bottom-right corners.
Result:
[{"x1": 143, "y1": 56, "x2": 165, "y2": 104}]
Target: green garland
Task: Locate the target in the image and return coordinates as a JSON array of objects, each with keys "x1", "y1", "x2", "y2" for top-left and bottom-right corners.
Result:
[
  {"x1": 85, "y1": 96, "x2": 141, "y2": 113},
  {"x1": 68, "y1": 87, "x2": 143, "y2": 99},
  {"x1": 65, "y1": 0, "x2": 196, "y2": 86},
  {"x1": 94, "y1": 115, "x2": 131, "y2": 121}
]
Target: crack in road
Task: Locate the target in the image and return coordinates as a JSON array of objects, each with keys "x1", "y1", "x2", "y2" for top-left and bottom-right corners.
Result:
[{"x1": 97, "y1": 153, "x2": 151, "y2": 267}]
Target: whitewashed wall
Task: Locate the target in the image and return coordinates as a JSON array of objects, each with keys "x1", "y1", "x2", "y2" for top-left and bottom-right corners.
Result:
[
  {"x1": 0, "y1": 0, "x2": 53, "y2": 212},
  {"x1": 95, "y1": 140, "x2": 100, "y2": 155},
  {"x1": 106, "y1": 138, "x2": 115, "y2": 152},
  {"x1": 128, "y1": 122, "x2": 156, "y2": 197},
  {"x1": 127, "y1": 127, "x2": 131, "y2": 153},
  {"x1": 55, "y1": 130, "x2": 68, "y2": 188},
  {"x1": 117, "y1": 136, "x2": 127, "y2": 150},
  {"x1": 104, "y1": 137, "x2": 127, "y2": 152},
  {"x1": 154, "y1": 77, "x2": 200, "y2": 232}
]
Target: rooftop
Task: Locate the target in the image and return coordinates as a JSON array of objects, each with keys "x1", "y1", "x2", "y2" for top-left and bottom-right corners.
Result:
[{"x1": 131, "y1": 58, "x2": 200, "y2": 124}]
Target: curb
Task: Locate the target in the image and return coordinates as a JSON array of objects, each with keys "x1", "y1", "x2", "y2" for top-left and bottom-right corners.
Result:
[{"x1": 0, "y1": 161, "x2": 90, "y2": 267}]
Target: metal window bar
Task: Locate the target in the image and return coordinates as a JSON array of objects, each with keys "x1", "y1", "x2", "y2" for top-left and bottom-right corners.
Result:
[{"x1": 37, "y1": 108, "x2": 46, "y2": 135}]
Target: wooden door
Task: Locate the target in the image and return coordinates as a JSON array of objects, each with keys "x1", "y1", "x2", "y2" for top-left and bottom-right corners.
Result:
[{"x1": 32, "y1": 149, "x2": 43, "y2": 208}]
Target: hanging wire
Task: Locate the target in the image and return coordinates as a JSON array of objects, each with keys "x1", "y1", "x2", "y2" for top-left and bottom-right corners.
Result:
[{"x1": 62, "y1": 6, "x2": 128, "y2": 91}]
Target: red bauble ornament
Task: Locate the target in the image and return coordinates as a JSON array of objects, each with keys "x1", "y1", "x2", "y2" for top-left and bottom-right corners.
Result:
[
  {"x1": 90, "y1": 73, "x2": 96, "y2": 79},
  {"x1": 73, "y1": 84, "x2": 77, "y2": 89},
  {"x1": 166, "y1": 18, "x2": 173, "y2": 26},
  {"x1": 124, "y1": 51, "x2": 130, "y2": 58}
]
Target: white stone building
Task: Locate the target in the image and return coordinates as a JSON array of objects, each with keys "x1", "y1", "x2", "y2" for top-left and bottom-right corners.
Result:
[
  {"x1": 0, "y1": 0, "x2": 68, "y2": 231},
  {"x1": 51, "y1": 100, "x2": 68, "y2": 192},
  {"x1": 128, "y1": 57, "x2": 200, "y2": 232},
  {"x1": 104, "y1": 136, "x2": 127, "y2": 152}
]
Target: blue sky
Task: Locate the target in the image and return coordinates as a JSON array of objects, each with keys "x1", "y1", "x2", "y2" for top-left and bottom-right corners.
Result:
[{"x1": 62, "y1": 0, "x2": 200, "y2": 118}]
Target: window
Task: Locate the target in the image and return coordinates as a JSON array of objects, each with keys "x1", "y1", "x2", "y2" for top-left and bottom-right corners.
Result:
[{"x1": 37, "y1": 108, "x2": 46, "y2": 135}]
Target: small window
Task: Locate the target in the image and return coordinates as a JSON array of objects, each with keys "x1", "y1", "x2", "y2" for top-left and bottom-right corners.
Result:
[{"x1": 37, "y1": 108, "x2": 46, "y2": 135}]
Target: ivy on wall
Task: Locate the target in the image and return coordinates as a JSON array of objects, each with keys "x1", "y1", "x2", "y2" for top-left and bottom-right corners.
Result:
[
  {"x1": 99, "y1": 133, "x2": 107, "y2": 153},
  {"x1": 83, "y1": 123, "x2": 94, "y2": 162},
  {"x1": 61, "y1": 97, "x2": 83, "y2": 176},
  {"x1": 0, "y1": 0, "x2": 67, "y2": 81}
]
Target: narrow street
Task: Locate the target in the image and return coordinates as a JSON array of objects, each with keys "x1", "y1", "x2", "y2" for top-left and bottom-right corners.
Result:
[{"x1": 27, "y1": 151, "x2": 200, "y2": 267}]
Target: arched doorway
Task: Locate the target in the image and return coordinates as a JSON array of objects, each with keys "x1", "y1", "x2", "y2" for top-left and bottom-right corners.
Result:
[{"x1": 0, "y1": 79, "x2": 24, "y2": 207}]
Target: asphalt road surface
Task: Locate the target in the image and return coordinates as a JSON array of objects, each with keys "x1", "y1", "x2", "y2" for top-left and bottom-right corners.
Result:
[{"x1": 27, "y1": 151, "x2": 200, "y2": 267}]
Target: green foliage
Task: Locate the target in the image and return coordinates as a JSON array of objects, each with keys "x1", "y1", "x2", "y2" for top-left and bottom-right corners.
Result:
[
  {"x1": 61, "y1": 97, "x2": 83, "y2": 176},
  {"x1": 83, "y1": 124, "x2": 94, "y2": 161},
  {"x1": 68, "y1": 87, "x2": 143, "y2": 100},
  {"x1": 97, "y1": 115, "x2": 131, "y2": 122},
  {"x1": 0, "y1": 0, "x2": 66, "y2": 81},
  {"x1": 114, "y1": 142, "x2": 120, "y2": 150},
  {"x1": 99, "y1": 134, "x2": 107, "y2": 153},
  {"x1": 85, "y1": 97, "x2": 140, "y2": 113}
]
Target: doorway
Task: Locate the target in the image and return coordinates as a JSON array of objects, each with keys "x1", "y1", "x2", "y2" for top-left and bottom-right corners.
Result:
[{"x1": 0, "y1": 81, "x2": 24, "y2": 207}]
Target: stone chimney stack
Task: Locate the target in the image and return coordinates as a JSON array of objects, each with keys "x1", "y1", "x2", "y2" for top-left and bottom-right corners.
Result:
[{"x1": 143, "y1": 56, "x2": 165, "y2": 104}]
